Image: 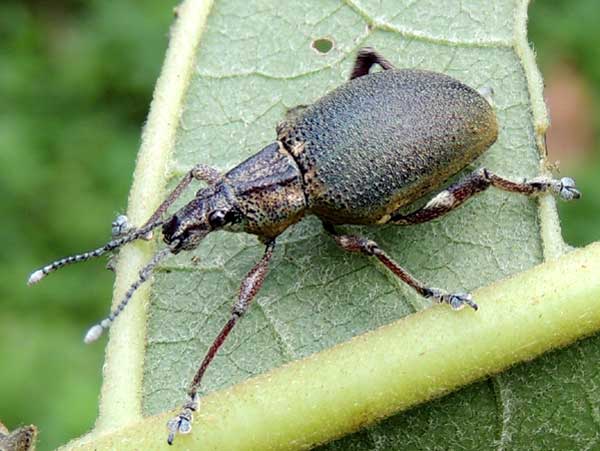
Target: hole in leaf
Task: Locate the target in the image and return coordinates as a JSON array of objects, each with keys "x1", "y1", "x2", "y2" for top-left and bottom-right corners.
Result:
[{"x1": 311, "y1": 38, "x2": 334, "y2": 54}]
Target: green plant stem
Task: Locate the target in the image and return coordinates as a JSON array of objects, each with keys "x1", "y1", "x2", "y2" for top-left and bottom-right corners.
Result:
[{"x1": 62, "y1": 242, "x2": 600, "y2": 450}]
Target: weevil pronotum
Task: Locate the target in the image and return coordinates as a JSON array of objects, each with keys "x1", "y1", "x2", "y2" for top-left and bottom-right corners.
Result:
[{"x1": 28, "y1": 48, "x2": 581, "y2": 444}]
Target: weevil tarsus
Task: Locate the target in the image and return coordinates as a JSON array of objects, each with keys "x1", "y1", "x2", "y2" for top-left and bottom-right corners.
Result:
[
  {"x1": 106, "y1": 214, "x2": 138, "y2": 272},
  {"x1": 167, "y1": 395, "x2": 197, "y2": 445},
  {"x1": 111, "y1": 214, "x2": 135, "y2": 239}
]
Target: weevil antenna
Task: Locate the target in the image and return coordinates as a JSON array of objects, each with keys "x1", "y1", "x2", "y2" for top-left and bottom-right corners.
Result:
[
  {"x1": 84, "y1": 246, "x2": 173, "y2": 344},
  {"x1": 27, "y1": 220, "x2": 164, "y2": 286}
]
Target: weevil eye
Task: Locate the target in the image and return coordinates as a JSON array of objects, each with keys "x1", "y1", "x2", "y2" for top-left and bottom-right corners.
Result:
[{"x1": 208, "y1": 210, "x2": 227, "y2": 228}]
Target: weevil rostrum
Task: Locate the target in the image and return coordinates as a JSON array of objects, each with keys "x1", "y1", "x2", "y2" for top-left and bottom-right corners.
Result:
[{"x1": 28, "y1": 48, "x2": 581, "y2": 444}]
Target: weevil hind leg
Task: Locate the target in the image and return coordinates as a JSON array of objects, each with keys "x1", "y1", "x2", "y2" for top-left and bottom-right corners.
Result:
[
  {"x1": 323, "y1": 223, "x2": 478, "y2": 311},
  {"x1": 350, "y1": 47, "x2": 396, "y2": 79},
  {"x1": 388, "y1": 168, "x2": 581, "y2": 226},
  {"x1": 166, "y1": 240, "x2": 276, "y2": 445}
]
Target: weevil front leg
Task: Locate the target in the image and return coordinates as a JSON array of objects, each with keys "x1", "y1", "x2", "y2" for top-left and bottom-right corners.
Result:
[
  {"x1": 323, "y1": 223, "x2": 477, "y2": 310},
  {"x1": 104, "y1": 164, "x2": 223, "y2": 271},
  {"x1": 27, "y1": 165, "x2": 220, "y2": 284},
  {"x1": 110, "y1": 164, "x2": 222, "y2": 243},
  {"x1": 105, "y1": 214, "x2": 137, "y2": 271},
  {"x1": 118, "y1": 164, "x2": 223, "y2": 239},
  {"x1": 389, "y1": 168, "x2": 580, "y2": 226},
  {"x1": 167, "y1": 239, "x2": 276, "y2": 445},
  {"x1": 350, "y1": 47, "x2": 396, "y2": 79},
  {"x1": 111, "y1": 214, "x2": 136, "y2": 239}
]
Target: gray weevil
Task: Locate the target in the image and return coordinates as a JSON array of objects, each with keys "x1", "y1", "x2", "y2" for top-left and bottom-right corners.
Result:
[{"x1": 27, "y1": 48, "x2": 581, "y2": 444}]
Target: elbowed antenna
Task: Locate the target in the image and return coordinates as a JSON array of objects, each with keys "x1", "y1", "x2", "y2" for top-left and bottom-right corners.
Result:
[
  {"x1": 28, "y1": 162, "x2": 223, "y2": 287},
  {"x1": 84, "y1": 245, "x2": 173, "y2": 343},
  {"x1": 27, "y1": 220, "x2": 164, "y2": 286}
]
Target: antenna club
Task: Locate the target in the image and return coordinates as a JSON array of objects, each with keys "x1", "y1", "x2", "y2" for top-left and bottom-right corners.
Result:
[
  {"x1": 84, "y1": 324, "x2": 104, "y2": 344},
  {"x1": 27, "y1": 269, "x2": 46, "y2": 286}
]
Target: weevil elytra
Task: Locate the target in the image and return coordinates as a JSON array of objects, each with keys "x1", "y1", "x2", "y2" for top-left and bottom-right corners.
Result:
[{"x1": 28, "y1": 48, "x2": 581, "y2": 444}]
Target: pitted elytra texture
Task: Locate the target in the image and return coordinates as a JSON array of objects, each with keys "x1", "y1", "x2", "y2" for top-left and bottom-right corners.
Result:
[{"x1": 279, "y1": 69, "x2": 498, "y2": 224}]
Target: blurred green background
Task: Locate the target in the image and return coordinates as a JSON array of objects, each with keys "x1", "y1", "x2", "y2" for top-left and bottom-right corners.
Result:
[{"x1": 0, "y1": 1, "x2": 598, "y2": 450}]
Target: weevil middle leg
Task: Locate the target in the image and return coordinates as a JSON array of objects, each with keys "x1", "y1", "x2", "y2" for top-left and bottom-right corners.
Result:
[
  {"x1": 167, "y1": 239, "x2": 276, "y2": 444},
  {"x1": 323, "y1": 222, "x2": 477, "y2": 310},
  {"x1": 388, "y1": 168, "x2": 580, "y2": 225}
]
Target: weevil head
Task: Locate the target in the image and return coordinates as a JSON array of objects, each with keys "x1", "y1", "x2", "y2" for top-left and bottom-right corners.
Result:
[{"x1": 162, "y1": 183, "x2": 240, "y2": 253}]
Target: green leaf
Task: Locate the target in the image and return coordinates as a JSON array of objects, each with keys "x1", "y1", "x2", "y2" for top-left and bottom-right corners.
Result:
[
  {"x1": 63, "y1": 244, "x2": 600, "y2": 450},
  {"x1": 60, "y1": 0, "x2": 600, "y2": 449}
]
